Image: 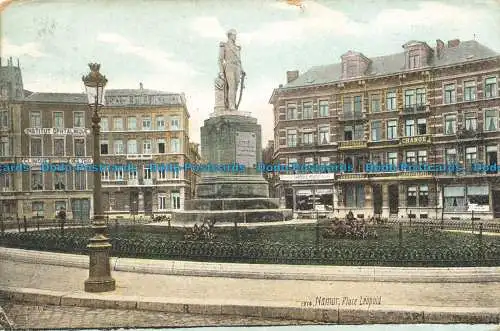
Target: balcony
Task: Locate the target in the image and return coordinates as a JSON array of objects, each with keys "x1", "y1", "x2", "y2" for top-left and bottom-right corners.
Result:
[
  {"x1": 400, "y1": 104, "x2": 428, "y2": 115},
  {"x1": 456, "y1": 128, "x2": 484, "y2": 140},
  {"x1": 126, "y1": 154, "x2": 153, "y2": 160},
  {"x1": 143, "y1": 178, "x2": 153, "y2": 186},
  {"x1": 339, "y1": 111, "x2": 364, "y2": 121},
  {"x1": 399, "y1": 135, "x2": 432, "y2": 146},
  {"x1": 338, "y1": 140, "x2": 368, "y2": 150},
  {"x1": 337, "y1": 173, "x2": 368, "y2": 181},
  {"x1": 127, "y1": 179, "x2": 139, "y2": 186},
  {"x1": 398, "y1": 171, "x2": 433, "y2": 179}
]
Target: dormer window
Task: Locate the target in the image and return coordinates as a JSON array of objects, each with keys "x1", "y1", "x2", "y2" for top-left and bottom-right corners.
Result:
[
  {"x1": 409, "y1": 53, "x2": 420, "y2": 69},
  {"x1": 341, "y1": 51, "x2": 371, "y2": 79}
]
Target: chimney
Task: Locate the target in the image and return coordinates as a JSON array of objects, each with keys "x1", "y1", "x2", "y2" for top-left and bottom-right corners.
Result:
[
  {"x1": 447, "y1": 39, "x2": 460, "y2": 48},
  {"x1": 286, "y1": 70, "x2": 299, "y2": 83},
  {"x1": 436, "y1": 39, "x2": 445, "y2": 59},
  {"x1": 139, "y1": 82, "x2": 143, "y2": 90}
]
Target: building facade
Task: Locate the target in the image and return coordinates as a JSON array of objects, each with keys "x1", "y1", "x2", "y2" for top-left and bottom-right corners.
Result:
[
  {"x1": 270, "y1": 39, "x2": 500, "y2": 220},
  {"x1": 99, "y1": 85, "x2": 195, "y2": 217}
]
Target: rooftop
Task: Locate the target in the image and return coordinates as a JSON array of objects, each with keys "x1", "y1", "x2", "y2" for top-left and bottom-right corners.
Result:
[
  {"x1": 24, "y1": 92, "x2": 86, "y2": 104},
  {"x1": 284, "y1": 40, "x2": 499, "y2": 88}
]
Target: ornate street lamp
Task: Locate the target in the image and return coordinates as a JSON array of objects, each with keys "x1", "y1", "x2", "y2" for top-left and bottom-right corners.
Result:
[{"x1": 82, "y1": 63, "x2": 116, "y2": 292}]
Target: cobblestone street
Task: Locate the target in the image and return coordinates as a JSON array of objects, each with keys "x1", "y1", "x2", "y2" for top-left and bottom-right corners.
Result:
[{"x1": 1, "y1": 301, "x2": 312, "y2": 329}]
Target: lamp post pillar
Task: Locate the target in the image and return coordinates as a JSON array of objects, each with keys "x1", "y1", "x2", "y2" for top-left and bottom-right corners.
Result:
[{"x1": 83, "y1": 63, "x2": 115, "y2": 293}]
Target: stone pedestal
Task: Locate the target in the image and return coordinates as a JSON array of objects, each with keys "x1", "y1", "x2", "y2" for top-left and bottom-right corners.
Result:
[{"x1": 172, "y1": 112, "x2": 292, "y2": 224}]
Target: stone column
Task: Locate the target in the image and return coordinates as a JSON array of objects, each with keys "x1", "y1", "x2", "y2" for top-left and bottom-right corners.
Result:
[
  {"x1": 333, "y1": 184, "x2": 339, "y2": 211},
  {"x1": 292, "y1": 187, "x2": 297, "y2": 211},
  {"x1": 138, "y1": 191, "x2": 144, "y2": 213},
  {"x1": 364, "y1": 184, "x2": 372, "y2": 217},
  {"x1": 382, "y1": 184, "x2": 390, "y2": 218},
  {"x1": 180, "y1": 187, "x2": 185, "y2": 210}
]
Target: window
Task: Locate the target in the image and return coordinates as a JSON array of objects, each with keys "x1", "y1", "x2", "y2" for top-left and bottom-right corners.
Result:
[
  {"x1": 409, "y1": 53, "x2": 420, "y2": 69},
  {"x1": 101, "y1": 168, "x2": 110, "y2": 181},
  {"x1": 100, "y1": 140, "x2": 108, "y2": 155},
  {"x1": 386, "y1": 91, "x2": 396, "y2": 111},
  {"x1": 74, "y1": 171, "x2": 86, "y2": 190},
  {"x1": 343, "y1": 97, "x2": 352, "y2": 114},
  {"x1": 484, "y1": 109, "x2": 498, "y2": 131},
  {"x1": 0, "y1": 110, "x2": 8, "y2": 128},
  {"x1": 406, "y1": 151, "x2": 416, "y2": 164},
  {"x1": 417, "y1": 119, "x2": 427, "y2": 135},
  {"x1": 171, "y1": 138, "x2": 180, "y2": 152},
  {"x1": 404, "y1": 89, "x2": 415, "y2": 107},
  {"x1": 143, "y1": 166, "x2": 151, "y2": 180},
  {"x1": 287, "y1": 130, "x2": 297, "y2": 147},
  {"x1": 318, "y1": 126, "x2": 329, "y2": 144},
  {"x1": 387, "y1": 120, "x2": 398, "y2": 139},
  {"x1": 319, "y1": 100, "x2": 329, "y2": 117},
  {"x1": 171, "y1": 117, "x2": 180, "y2": 130},
  {"x1": 114, "y1": 169, "x2": 124, "y2": 181},
  {"x1": 55, "y1": 201, "x2": 66, "y2": 213},
  {"x1": 467, "y1": 185, "x2": 489, "y2": 207},
  {"x1": 344, "y1": 125, "x2": 353, "y2": 141},
  {"x1": 127, "y1": 117, "x2": 137, "y2": 130},
  {"x1": 444, "y1": 115, "x2": 456, "y2": 134},
  {"x1": 156, "y1": 116, "x2": 165, "y2": 130},
  {"x1": 32, "y1": 202, "x2": 44, "y2": 217},
  {"x1": 445, "y1": 148, "x2": 457, "y2": 165},
  {"x1": 486, "y1": 146, "x2": 498, "y2": 174},
  {"x1": 407, "y1": 186, "x2": 417, "y2": 207},
  {"x1": 31, "y1": 111, "x2": 41, "y2": 128},
  {"x1": 303, "y1": 132, "x2": 313, "y2": 145},
  {"x1": 418, "y1": 150, "x2": 427, "y2": 163},
  {"x1": 465, "y1": 114, "x2": 477, "y2": 131},
  {"x1": 405, "y1": 119, "x2": 415, "y2": 137},
  {"x1": 129, "y1": 169, "x2": 137, "y2": 180},
  {"x1": 302, "y1": 102, "x2": 313, "y2": 119},
  {"x1": 53, "y1": 112, "x2": 64, "y2": 129},
  {"x1": 74, "y1": 138, "x2": 85, "y2": 156},
  {"x1": 419, "y1": 185, "x2": 429, "y2": 206},
  {"x1": 287, "y1": 104, "x2": 297, "y2": 120},
  {"x1": 31, "y1": 171, "x2": 43, "y2": 190},
  {"x1": 464, "y1": 80, "x2": 476, "y2": 101},
  {"x1": 100, "y1": 117, "x2": 109, "y2": 131},
  {"x1": 353, "y1": 96, "x2": 362, "y2": 113},
  {"x1": 388, "y1": 152, "x2": 398, "y2": 167},
  {"x1": 127, "y1": 140, "x2": 137, "y2": 154},
  {"x1": 465, "y1": 147, "x2": 477, "y2": 169},
  {"x1": 158, "y1": 167, "x2": 167, "y2": 180},
  {"x1": 0, "y1": 173, "x2": 11, "y2": 190},
  {"x1": 444, "y1": 84, "x2": 456, "y2": 104},
  {"x1": 30, "y1": 138, "x2": 42, "y2": 156},
  {"x1": 158, "y1": 194, "x2": 167, "y2": 211},
  {"x1": 53, "y1": 139, "x2": 65, "y2": 156},
  {"x1": 54, "y1": 172, "x2": 65, "y2": 190},
  {"x1": 371, "y1": 121, "x2": 381, "y2": 141},
  {"x1": 113, "y1": 140, "x2": 124, "y2": 154},
  {"x1": 353, "y1": 124, "x2": 364, "y2": 140},
  {"x1": 370, "y1": 95, "x2": 380, "y2": 113},
  {"x1": 142, "y1": 117, "x2": 152, "y2": 130},
  {"x1": 0, "y1": 140, "x2": 9, "y2": 156},
  {"x1": 172, "y1": 191, "x2": 181, "y2": 210},
  {"x1": 143, "y1": 140, "x2": 152, "y2": 154},
  {"x1": 484, "y1": 77, "x2": 497, "y2": 98},
  {"x1": 172, "y1": 163, "x2": 180, "y2": 179},
  {"x1": 345, "y1": 184, "x2": 364, "y2": 208},
  {"x1": 157, "y1": 139, "x2": 166, "y2": 154},
  {"x1": 113, "y1": 117, "x2": 123, "y2": 130},
  {"x1": 416, "y1": 88, "x2": 426, "y2": 106},
  {"x1": 74, "y1": 112, "x2": 84, "y2": 128}
]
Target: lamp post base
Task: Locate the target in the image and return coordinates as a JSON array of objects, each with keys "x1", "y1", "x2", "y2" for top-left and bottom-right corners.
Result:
[{"x1": 84, "y1": 277, "x2": 116, "y2": 293}]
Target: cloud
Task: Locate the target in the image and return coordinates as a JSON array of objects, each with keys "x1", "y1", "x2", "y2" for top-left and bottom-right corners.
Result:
[
  {"x1": 1, "y1": 39, "x2": 46, "y2": 58},
  {"x1": 96, "y1": 32, "x2": 198, "y2": 77},
  {"x1": 189, "y1": 17, "x2": 226, "y2": 39}
]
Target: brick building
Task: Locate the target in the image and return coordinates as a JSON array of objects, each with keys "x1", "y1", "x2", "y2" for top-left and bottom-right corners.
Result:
[
  {"x1": 99, "y1": 85, "x2": 198, "y2": 217},
  {"x1": 270, "y1": 39, "x2": 500, "y2": 220}
]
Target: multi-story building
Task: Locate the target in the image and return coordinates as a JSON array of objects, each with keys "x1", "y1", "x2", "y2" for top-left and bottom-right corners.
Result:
[
  {"x1": 270, "y1": 39, "x2": 500, "y2": 220},
  {"x1": 99, "y1": 84, "x2": 194, "y2": 217}
]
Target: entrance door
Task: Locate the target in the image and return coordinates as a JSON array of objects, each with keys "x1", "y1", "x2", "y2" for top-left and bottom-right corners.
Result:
[
  {"x1": 492, "y1": 190, "x2": 500, "y2": 218},
  {"x1": 71, "y1": 199, "x2": 90, "y2": 221},
  {"x1": 130, "y1": 191, "x2": 139, "y2": 215},
  {"x1": 144, "y1": 190, "x2": 153, "y2": 215},
  {"x1": 372, "y1": 185, "x2": 383, "y2": 215},
  {"x1": 285, "y1": 188, "x2": 293, "y2": 209},
  {"x1": 388, "y1": 184, "x2": 399, "y2": 215}
]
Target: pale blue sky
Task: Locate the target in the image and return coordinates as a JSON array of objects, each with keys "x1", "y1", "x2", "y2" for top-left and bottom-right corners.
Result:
[{"x1": 2, "y1": 0, "x2": 500, "y2": 143}]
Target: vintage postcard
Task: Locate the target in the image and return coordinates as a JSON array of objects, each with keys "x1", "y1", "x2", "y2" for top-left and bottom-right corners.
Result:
[{"x1": 0, "y1": 0, "x2": 499, "y2": 329}]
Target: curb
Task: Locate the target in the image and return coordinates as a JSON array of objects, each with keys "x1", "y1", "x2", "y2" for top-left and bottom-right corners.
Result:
[
  {"x1": 0, "y1": 286, "x2": 498, "y2": 324},
  {"x1": 1, "y1": 247, "x2": 500, "y2": 283}
]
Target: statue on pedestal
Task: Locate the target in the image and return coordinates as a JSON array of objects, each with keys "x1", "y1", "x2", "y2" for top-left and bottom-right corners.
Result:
[{"x1": 215, "y1": 29, "x2": 246, "y2": 112}]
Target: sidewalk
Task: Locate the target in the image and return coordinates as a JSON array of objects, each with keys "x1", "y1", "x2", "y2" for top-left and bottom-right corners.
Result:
[{"x1": 0, "y1": 250, "x2": 499, "y2": 323}]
